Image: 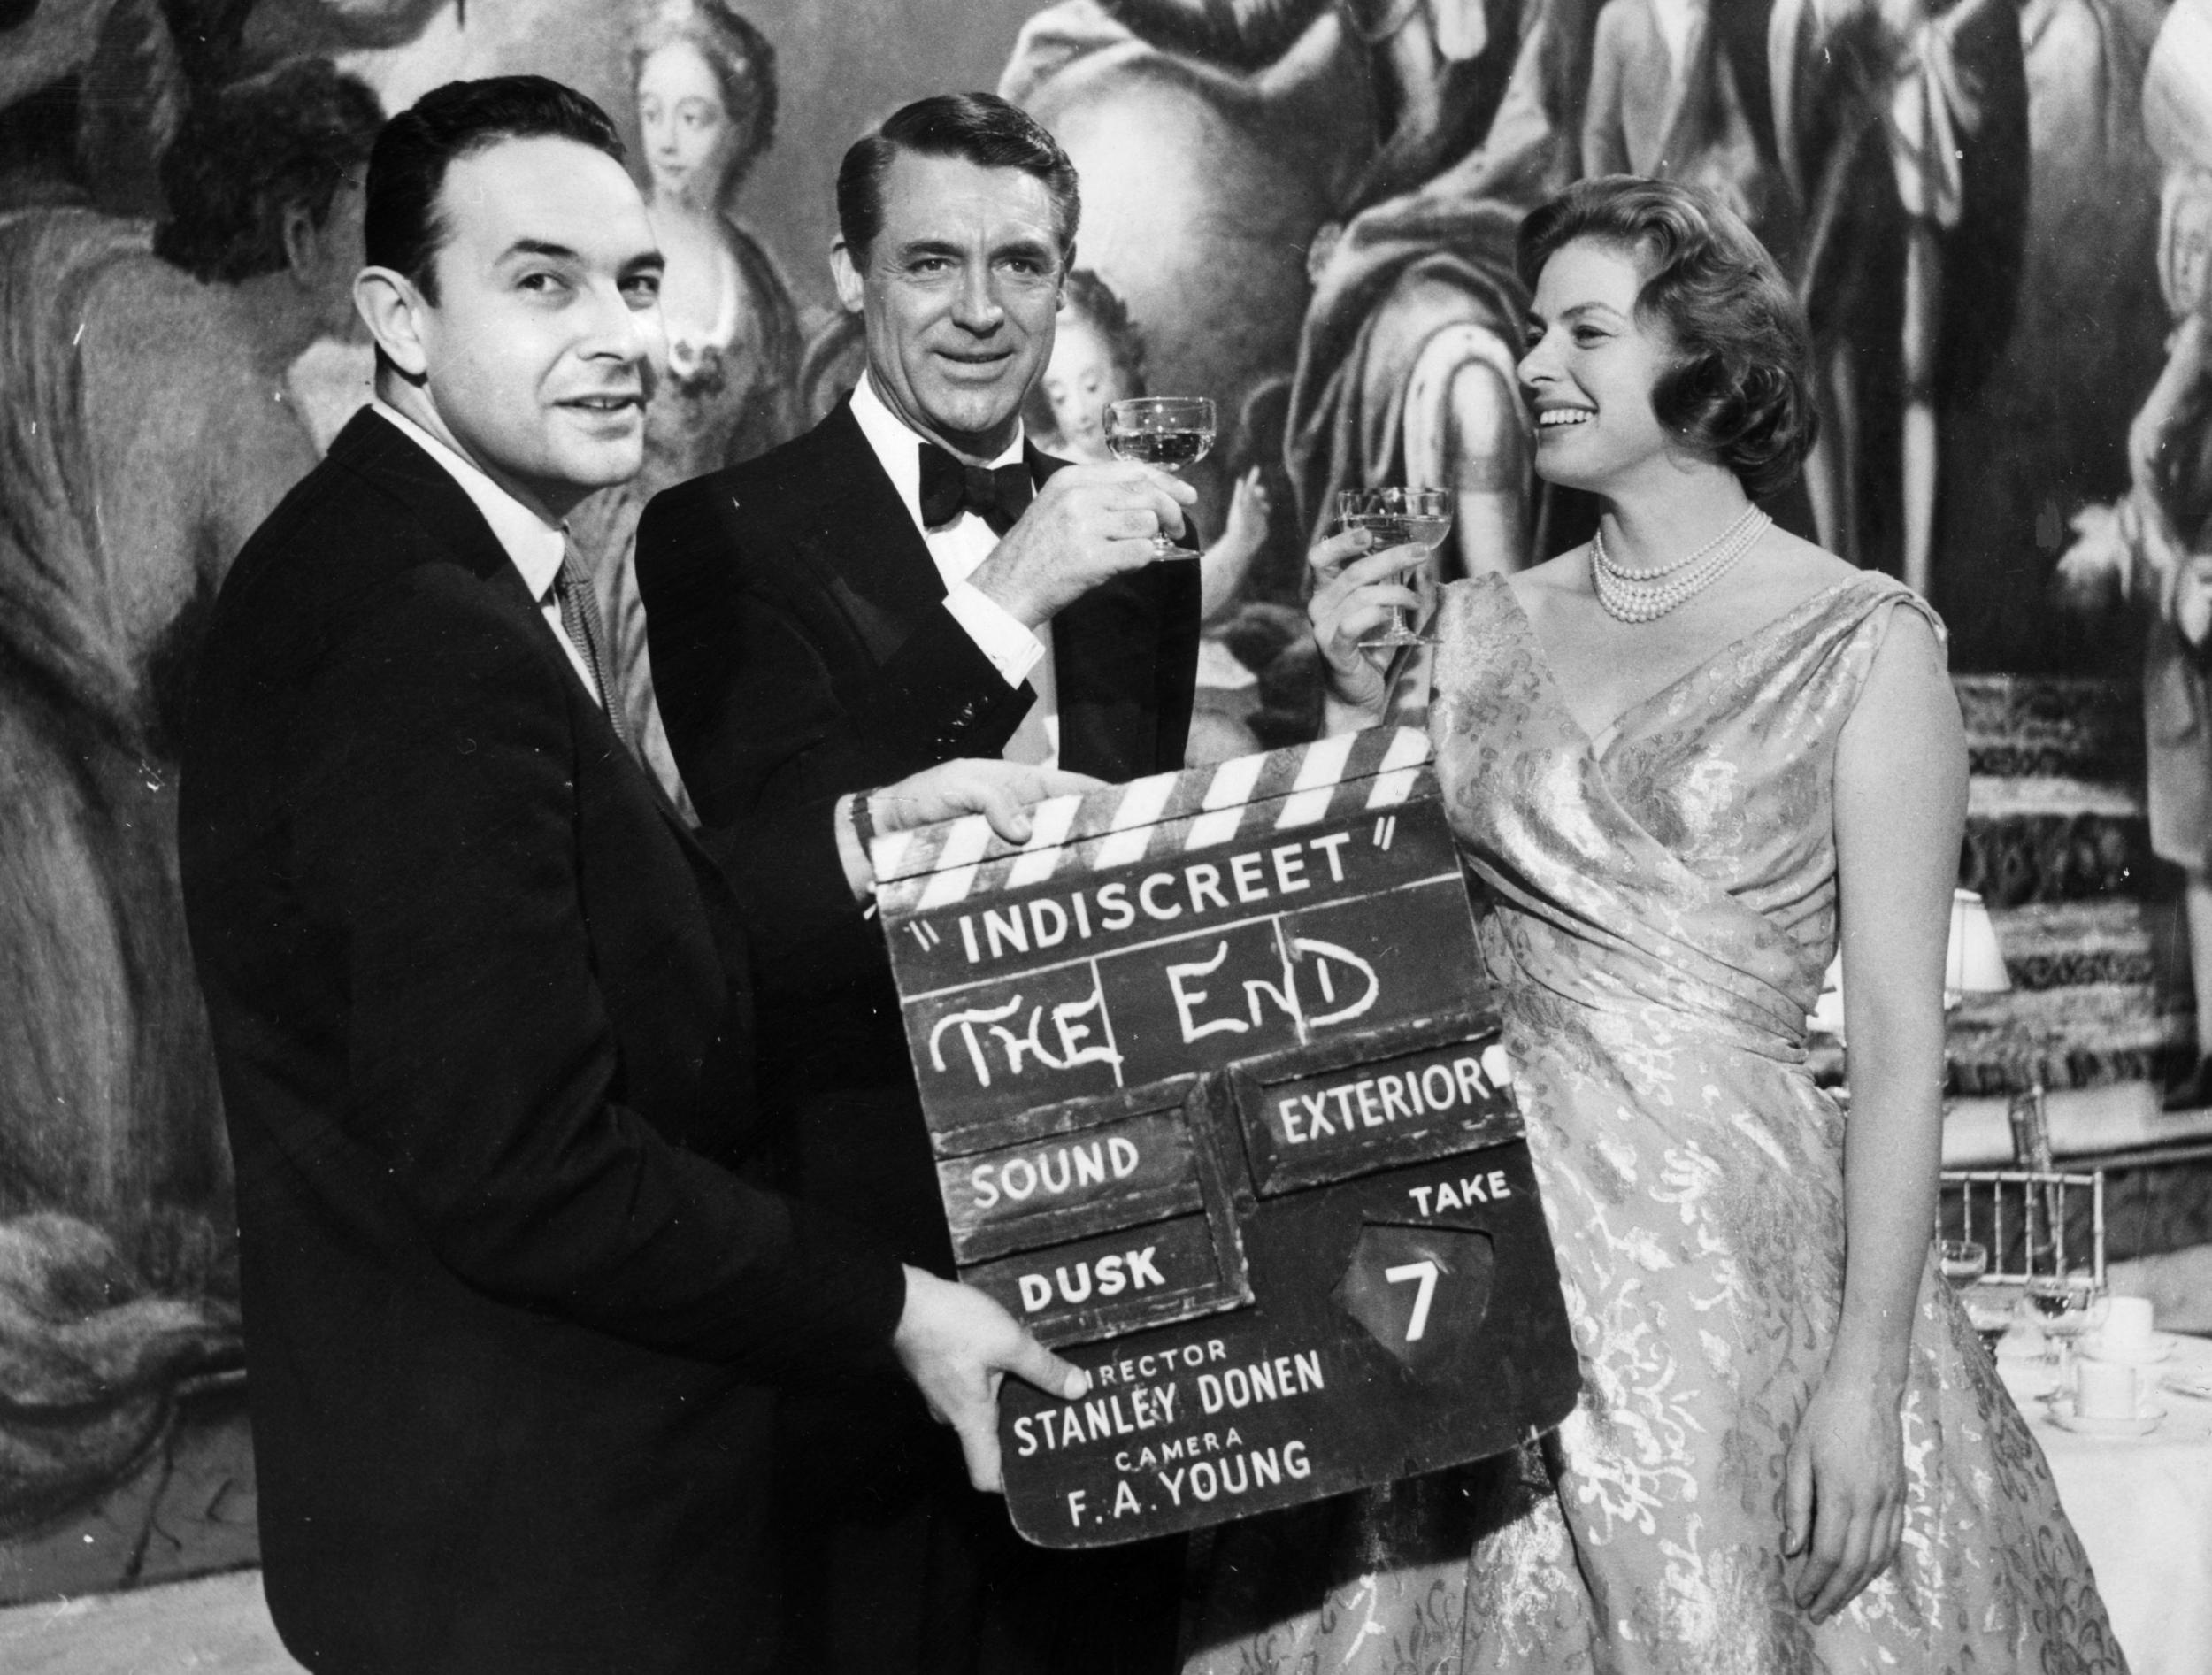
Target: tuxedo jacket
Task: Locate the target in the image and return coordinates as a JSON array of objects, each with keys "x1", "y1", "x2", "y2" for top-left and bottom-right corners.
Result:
[
  {"x1": 634, "y1": 396, "x2": 1200, "y2": 826},
  {"x1": 178, "y1": 411, "x2": 905, "y2": 1675},
  {"x1": 634, "y1": 399, "x2": 1200, "y2": 1262},
  {"x1": 633, "y1": 403, "x2": 1199, "y2": 1671}
]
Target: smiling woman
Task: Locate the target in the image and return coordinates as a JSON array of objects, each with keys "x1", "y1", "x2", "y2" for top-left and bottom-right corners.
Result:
[{"x1": 1193, "y1": 176, "x2": 2124, "y2": 1675}]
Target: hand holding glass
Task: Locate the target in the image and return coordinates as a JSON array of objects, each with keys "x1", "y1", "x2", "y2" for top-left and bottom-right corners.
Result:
[
  {"x1": 1339, "y1": 487, "x2": 1454, "y2": 649},
  {"x1": 1104, "y1": 397, "x2": 1214, "y2": 558}
]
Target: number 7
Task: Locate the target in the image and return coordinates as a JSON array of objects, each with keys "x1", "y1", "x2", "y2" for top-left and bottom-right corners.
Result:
[{"x1": 1383, "y1": 1259, "x2": 1440, "y2": 1341}]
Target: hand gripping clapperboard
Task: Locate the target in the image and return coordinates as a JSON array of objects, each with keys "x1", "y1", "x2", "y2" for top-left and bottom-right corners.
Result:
[{"x1": 872, "y1": 728, "x2": 1579, "y2": 1548}]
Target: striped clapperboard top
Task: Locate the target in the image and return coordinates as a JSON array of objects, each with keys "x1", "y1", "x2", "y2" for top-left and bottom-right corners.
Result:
[{"x1": 871, "y1": 726, "x2": 1437, "y2": 925}]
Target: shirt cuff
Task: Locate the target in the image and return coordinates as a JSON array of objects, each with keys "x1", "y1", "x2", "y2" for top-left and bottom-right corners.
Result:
[{"x1": 943, "y1": 581, "x2": 1045, "y2": 688}]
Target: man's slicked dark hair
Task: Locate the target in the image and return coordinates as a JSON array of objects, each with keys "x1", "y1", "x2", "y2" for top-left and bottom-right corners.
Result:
[
  {"x1": 1517, "y1": 175, "x2": 1819, "y2": 499},
  {"x1": 153, "y1": 58, "x2": 383, "y2": 285},
  {"x1": 364, "y1": 74, "x2": 626, "y2": 304},
  {"x1": 836, "y1": 92, "x2": 1079, "y2": 265}
]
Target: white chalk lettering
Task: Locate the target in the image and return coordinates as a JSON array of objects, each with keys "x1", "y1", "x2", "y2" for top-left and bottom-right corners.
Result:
[
  {"x1": 984, "y1": 904, "x2": 1027, "y2": 959},
  {"x1": 1097, "y1": 882, "x2": 1135, "y2": 931},
  {"x1": 1282, "y1": 1055, "x2": 1502, "y2": 1147},
  {"x1": 949, "y1": 836, "x2": 1373, "y2": 966},
  {"x1": 1185, "y1": 862, "x2": 1228, "y2": 913},
  {"x1": 1196, "y1": 1351, "x2": 1325, "y2": 1414},
  {"x1": 1294, "y1": 937, "x2": 1379, "y2": 1028},
  {"x1": 970, "y1": 1134, "x2": 1142, "y2": 1212},
  {"x1": 1166, "y1": 938, "x2": 1302, "y2": 1044},
  {"x1": 1155, "y1": 1434, "x2": 1309, "y2": 1505},
  {"x1": 926, "y1": 987, "x2": 1122, "y2": 1088},
  {"x1": 1014, "y1": 1244, "x2": 1167, "y2": 1314},
  {"x1": 1139, "y1": 873, "x2": 1182, "y2": 920},
  {"x1": 1408, "y1": 1168, "x2": 1514, "y2": 1216},
  {"x1": 1029, "y1": 897, "x2": 1070, "y2": 949}
]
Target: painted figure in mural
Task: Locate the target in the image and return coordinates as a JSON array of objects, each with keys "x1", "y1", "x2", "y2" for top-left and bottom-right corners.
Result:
[
  {"x1": 0, "y1": 56, "x2": 379, "y2": 1531},
  {"x1": 1001, "y1": 0, "x2": 1371, "y2": 584},
  {"x1": 563, "y1": 0, "x2": 810, "y2": 811},
  {"x1": 1196, "y1": 177, "x2": 2124, "y2": 1674},
  {"x1": 1002, "y1": 0, "x2": 1555, "y2": 585},
  {"x1": 1286, "y1": 0, "x2": 1575, "y2": 590},
  {"x1": 634, "y1": 0, "x2": 805, "y2": 470},
  {"x1": 180, "y1": 74, "x2": 1093, "y2": 1674},
  {"x1": 2057, "y1": 0, "x2": 2212, "y2": 1110},
  {"x1": 1583, "y1": 0, "x2": 1774, "y2": 219},
  {"x1": 1770, "y1": 0, "x2": 2029, "y2": 592},
  {"x1": 635, "y1": 91, "x2": 1201, "y2": 1675},
  {"x1": 1025, "y1": 267, "x2": 1278, "y2": 757}
]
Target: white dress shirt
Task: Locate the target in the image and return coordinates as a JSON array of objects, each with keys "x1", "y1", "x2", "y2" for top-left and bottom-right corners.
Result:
[
  {"x1": 847, "y1": 373, "x2": 1058, "y2": 766},
  {"x1": 368, "y1": 400, "x2": 603, "y2": 707}
]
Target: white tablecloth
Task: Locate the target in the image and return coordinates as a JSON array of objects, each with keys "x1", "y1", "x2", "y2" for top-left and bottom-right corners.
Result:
[{"x1": 1997, "y1": 1330, "x2": 2212, "y2": 1675}]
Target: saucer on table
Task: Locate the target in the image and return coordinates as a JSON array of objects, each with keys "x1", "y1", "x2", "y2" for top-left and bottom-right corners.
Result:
[
  {"x1": 2042, "y1": 1391, "x2": 2166, "y2": 1437},
  {"x1": 2082, "y1": 1330, "x2": 2180, "y2": 1365},
  {"x1": 2161, "y1": 1366, "x2": 2212, "y2": 1403}
]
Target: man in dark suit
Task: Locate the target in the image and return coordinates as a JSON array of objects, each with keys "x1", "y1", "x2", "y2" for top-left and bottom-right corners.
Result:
[
  {"x1": 179, "y1": 77, "x2": 1091, "y2": 1675},
  {"x1": 635, "y1": 92, "x2": 1199, "y2": 1675}
]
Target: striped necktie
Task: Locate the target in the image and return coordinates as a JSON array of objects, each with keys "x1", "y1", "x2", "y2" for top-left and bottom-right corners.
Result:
[{"x1": 552, "y1": 543, "x2": 633, "y2": 757}]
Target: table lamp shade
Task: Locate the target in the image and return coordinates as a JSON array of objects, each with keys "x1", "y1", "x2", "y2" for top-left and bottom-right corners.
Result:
[
  {"x1": 1946, "y1": 888, "x2": 2011, "y2": 1000},
  {"x1": 1809, "y1": 888, "x2": 2009, "y2": 1041}
]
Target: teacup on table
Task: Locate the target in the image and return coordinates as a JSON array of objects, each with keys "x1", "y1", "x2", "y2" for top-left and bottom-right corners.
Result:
[
  {"x1": 2086, "y1": 1295, "x2": 2170, "y2": 1364},
  {"x1": 2047, "y1": 1358, "x2": 2165, "y2": 1434},
  {"x1": 2077, "y1": 1359, "x2": 2139, "y2": 1421}
]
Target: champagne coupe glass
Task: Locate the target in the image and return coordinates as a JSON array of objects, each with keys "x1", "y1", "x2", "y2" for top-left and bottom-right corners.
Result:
[
  {"x1": 2025, "y1": 1268, "x2": 2105, "y2": 1380},
  {"x1": 1339, "y1": 487, "x2": 1455, "y2": 649},
  {"x1": 1105, "y1": 397, "x2": 1215, "y2": 558},
  {"x1": 1939, "y1": 1239, "x2": 2003, "y2": 1350},
  {"x1": 1939, "y1": 1239, "x2": 1988, "y2": 1292}
]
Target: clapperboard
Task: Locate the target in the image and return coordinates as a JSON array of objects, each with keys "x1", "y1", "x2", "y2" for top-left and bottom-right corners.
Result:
[{"x1": 874, "y1": 728, "x2": 1578, "y2": 1548}]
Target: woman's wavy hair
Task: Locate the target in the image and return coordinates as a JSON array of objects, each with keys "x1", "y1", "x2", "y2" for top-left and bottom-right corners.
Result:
[
  {"x1": 1516, "y1": 176, "x2": 1817, "y2": 499},
  {"x1": 1061, "y1": 269, "x2": 1148, "y2": 396},
  {"x1": 632, "y1": 0, "x2": 778, "y2": 211}
]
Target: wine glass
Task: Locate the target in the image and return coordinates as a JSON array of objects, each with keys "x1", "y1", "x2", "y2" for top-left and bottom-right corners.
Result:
[
  {"x1": 1963, "y1": 1293, "x2": 2015, "y2": 1356},
  {"x1": 1104, "y1": 397, "x2": 1215, "y2": 558},
  {"x1": 1939, "y1": 1240, "x2": 1988, "y2": 1292},
  {"x1": 1339, "y1": 487, "x2": 1455, "y2": 649},
  {"x1": 2025, "y1": 1269, "x2": 2105, "y2": 1379}
]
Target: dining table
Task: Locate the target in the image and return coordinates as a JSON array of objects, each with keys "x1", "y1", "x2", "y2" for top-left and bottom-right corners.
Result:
[{"x1": 1992, "y1": 1317, "x2": 2212, "y2": 1675}]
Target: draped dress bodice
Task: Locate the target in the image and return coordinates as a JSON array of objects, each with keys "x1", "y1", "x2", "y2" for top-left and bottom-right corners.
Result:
[{"x1": 1184, "y1": 569, "x2": 2126, "y2": 1675}]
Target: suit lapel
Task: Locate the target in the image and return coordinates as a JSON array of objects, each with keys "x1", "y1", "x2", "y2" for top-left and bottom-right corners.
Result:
[
  {"x1": 769, "y1": 415, "x2": 1181, "y2": 780},
  {"x1": 773, "y1": 400, "x2": 948, "y2": 665},
  {"x1": 332, "y1": 411, "x2": 528, "y2": 604},
  {"x1": 334, "y1": 410, "x2": 704, "y2": 849}
]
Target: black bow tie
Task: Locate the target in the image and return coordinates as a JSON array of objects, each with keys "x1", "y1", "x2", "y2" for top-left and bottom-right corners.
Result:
[{"x1": 918, "y1": 443, "x2": 1032, "y2": 537}]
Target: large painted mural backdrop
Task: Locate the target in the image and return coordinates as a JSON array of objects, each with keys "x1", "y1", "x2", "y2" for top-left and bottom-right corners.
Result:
[{"x1": 2, "y1": 0, "x2": 2203, "y2": 1601}]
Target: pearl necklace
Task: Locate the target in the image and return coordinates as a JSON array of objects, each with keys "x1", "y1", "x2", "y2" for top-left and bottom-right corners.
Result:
[{"x1": 1591, "y1": 505, "x2": 1771, "y2": 623}]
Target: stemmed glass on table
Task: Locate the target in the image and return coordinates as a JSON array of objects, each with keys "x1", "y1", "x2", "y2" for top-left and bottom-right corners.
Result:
[
  {"x1": 1338, "y1": 487, "x2": 1455, "y2": 649},
  {"x1": 1939, "y1": 1240, "x2": 2008, "y2": 1352},
  {"x1": 2025, "y1": 1267, "x2": 2106, "y2": 1379},
  {"x1": 1105, "y1": 397, "x2": 1215, "y2": 558}
]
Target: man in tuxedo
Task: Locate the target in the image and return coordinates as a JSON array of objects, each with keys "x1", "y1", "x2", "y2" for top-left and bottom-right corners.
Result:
[
  {"x1": 179, "y1": 76, "x2": 1092, "y2": 1675},
  {"x1": 635, "y1": 91, "x2": 1199, "y2": 1675}
]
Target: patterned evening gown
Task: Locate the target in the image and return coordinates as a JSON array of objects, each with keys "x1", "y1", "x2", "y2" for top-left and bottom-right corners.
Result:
[{"x1": 1183, "y1": 570, "x2": 2125, "y2": 1673}]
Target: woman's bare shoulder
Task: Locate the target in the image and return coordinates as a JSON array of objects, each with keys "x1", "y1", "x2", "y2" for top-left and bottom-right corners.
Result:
[
  {"x1": 1764, "y1": 526, "x2": 1861, "y2": 589},
  {"x1": 1504, "y1": 547, "x2": 1591, "y2": 613}
]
